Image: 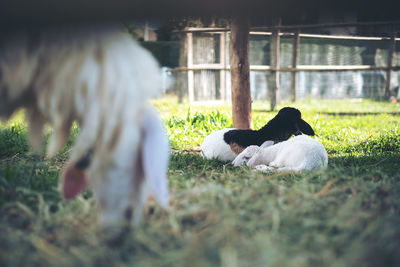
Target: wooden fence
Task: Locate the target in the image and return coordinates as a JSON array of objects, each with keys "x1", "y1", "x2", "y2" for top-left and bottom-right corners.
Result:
[{"x1": 171, "y1": 21, "x2": 400, "y2": 107}]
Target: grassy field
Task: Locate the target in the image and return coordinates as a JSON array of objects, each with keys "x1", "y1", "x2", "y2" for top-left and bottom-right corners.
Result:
[{"x1": 1, "y1": 97, "x2": 400, "y2": 266}]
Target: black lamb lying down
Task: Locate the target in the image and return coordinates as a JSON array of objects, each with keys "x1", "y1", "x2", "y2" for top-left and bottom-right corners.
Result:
[{"x1": 200, "y1": 107, "x2": 315, "y2": 161}]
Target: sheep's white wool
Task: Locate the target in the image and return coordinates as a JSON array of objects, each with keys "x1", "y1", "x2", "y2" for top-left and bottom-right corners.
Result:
[
  {"x1": 0, "y1": 25, "x2": 168, "y2": 225},
  {"x1": 200, "y1": 128, "x2": 238, "y2": 162},
  {"x1": 139, "y1": 105, "x2": 170, "y2": 210},
  {"x1": 237, "y1": 135, "x2": 328, "y2": 172}
]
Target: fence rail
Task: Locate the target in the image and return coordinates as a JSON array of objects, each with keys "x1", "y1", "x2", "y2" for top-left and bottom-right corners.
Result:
[
  {"x1": 177, "y1": 20, "x2": 400, "y2": 33},
  {"x1": 170, "y1": 65, "x2": 400, "y2": 72}
]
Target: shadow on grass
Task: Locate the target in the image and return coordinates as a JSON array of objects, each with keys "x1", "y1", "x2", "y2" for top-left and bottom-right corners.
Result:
[
  {"x1": 253, "y1": 109, "x2": 400, "y2": 116},
  {"x1": 318, "y1": 112, "x2": 400, "y2": 116},
  {"x1": 169, "y1": 150, "x2": 400, "y2": 178},
  {"x1": 328, "y1": 152, "x2": 400, "y2": 175}
]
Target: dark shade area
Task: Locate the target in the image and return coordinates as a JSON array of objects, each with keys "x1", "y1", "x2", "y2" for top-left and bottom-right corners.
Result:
[{"x1": 1, "y1": 0, "x2": 400, "y2": 31}]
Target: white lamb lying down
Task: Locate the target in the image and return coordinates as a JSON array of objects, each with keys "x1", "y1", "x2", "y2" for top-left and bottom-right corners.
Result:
[
  {"x1": 0, "y1": 25, "x2": 169, "y2": 225},
  {"x1": 232, "y1": 135, "x2": 328, "y2": 172}
]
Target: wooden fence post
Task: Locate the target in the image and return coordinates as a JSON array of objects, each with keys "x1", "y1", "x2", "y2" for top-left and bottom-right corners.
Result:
[
  {"x1": 177, "y1": 31, "x2": 188, "y2": 103},
  {"x1": 220, "y1": 32, "x2": 227, "y2": 101},
  {"x1": 290, "y1": 29, "x2": 300, "y2": 102},
  {"x1": 187, "y1": 32, "x2": 194, "y2": 103},
  {"x1": 230, "y1": 16, "x2": 252, "y2": 129},
  {"x1": 269, "y1": 17, "x2": 281, "y2": 111},
  {"x1": 385, "y1": 26, "x2": 396, "y2": 99}
]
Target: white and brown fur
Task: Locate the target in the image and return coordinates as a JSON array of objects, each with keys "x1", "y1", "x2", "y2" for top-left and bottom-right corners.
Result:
[{"x1": 0, "y1": 25, "x2": 169, "y2": 225}]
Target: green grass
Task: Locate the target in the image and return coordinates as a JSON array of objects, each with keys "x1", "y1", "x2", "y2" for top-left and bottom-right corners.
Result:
[{"x1": 1, "y1": 97, "x2": 400, "y2": 266}]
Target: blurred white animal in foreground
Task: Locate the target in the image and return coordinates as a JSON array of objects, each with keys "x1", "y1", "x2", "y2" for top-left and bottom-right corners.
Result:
[
  {"x1": 232, "y1": 136, "x2": 328, "y2": 172},
  {"x1": 0, "y1": 25, "x2": 169, "y2": 225}
]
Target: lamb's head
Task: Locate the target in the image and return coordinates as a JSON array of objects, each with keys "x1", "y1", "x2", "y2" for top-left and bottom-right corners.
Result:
[
  {"x1": 242, "y1": 140, "x2": 275, "y2": 168},
  {"x1": 232, "y1": 145, "x2": 260, "y2": 166},
  {"x1": 246, "y1": 147, "x2": 274, "y2": 168},
  {"x1": 261, "y1": 107, "x2": 315, "y2": 143},
  {"x1": 246, "y1": 150, "x2": 263, "y2": 167},
  {"x1": 277, "y1": 107, "x2": 315, "y2": 137},
  {"x1": 61, "y1": 105, "x2": 170, "y2": 226}
]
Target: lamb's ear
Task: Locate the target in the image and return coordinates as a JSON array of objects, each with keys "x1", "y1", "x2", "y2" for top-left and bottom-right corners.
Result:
[
  {"x1": 61, "y1": 164, "x2": 87, "y2": 200},
  {"x1": 297, "y1": 119, "x2": 315, "y2": 136},
  {"x1": 140, "y1": 107, "x2": 169, "y2": 208},
  {"x1": 260, "y1": 140, "x2": 274, "y2": 148}
]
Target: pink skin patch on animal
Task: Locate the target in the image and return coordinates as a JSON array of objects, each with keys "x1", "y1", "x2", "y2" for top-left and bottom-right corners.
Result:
[{"x1": 62, "y1": 165, "x2": 87, "y2": 200}]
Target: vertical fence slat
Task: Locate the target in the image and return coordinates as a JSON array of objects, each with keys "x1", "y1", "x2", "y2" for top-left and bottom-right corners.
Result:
[
  {"x1": 290, "y1": 30, "x2": 300, "y2": 102},
  {"x1": 187, "y1": 32, "x2": 194, "y2": 103},
  {"x1": 385, "y1": 27, "x2": 396, "y2": 99},
  {"x1": 220, "y1": 32, "x2": 226, "y2": 101},
  {"x1": 230, "y1": 16, "x2": 252, "y2": 129},
  {"x1": 269, "y1": 17, "x2": 281, "y2": 111},
  {"x1": 177, "y1": 31, "x2": 188, "y2": 103}
]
